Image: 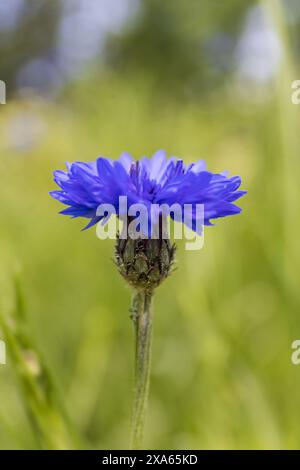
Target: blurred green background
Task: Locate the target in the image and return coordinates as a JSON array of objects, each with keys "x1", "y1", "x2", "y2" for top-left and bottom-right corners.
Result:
[{"x1": 1, "y1": 0, "x2": 300, "y2": 450}]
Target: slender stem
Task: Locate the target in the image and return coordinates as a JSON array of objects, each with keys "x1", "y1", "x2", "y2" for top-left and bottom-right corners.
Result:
[{"x1": 130, "y1": 289, "x2": 154, "y2": 450}]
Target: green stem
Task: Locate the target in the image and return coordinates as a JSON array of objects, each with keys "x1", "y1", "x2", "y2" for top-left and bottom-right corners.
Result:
[
  {"x1": 130, "y1": 289, "x2": 154, "y2": 450},
  {"x1": 0, "y1": 276, "x2": 83, "y2": 449}
]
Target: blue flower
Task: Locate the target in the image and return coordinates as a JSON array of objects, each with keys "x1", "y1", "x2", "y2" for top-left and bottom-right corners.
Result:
[{"x1": 50, "y1": 150, "x2": 246, "y2": 232}]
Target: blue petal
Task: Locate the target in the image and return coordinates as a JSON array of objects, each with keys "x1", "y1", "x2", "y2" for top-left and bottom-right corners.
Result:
[{"x1": 50, "y1": 151, "x2": 246, "y2": 231}]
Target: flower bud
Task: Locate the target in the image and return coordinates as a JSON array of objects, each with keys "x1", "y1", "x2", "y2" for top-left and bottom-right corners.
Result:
[{"x1": 115, "y1": 236, "x2": 176, "y2": 289}]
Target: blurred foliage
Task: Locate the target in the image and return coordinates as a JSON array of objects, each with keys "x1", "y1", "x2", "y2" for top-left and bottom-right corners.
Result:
[
  {"x1": 0, "y1": 276, "x2": 82, "y2": 449},
  {"x1": 0, "y1": 0, "x2": 300, "y2": 450},
  {"x1": 107, "y1": 0, "x2": 255, "y2": 97},
  {"x1": 0, "y1": 0, "x2": 61, "y2": 94}
]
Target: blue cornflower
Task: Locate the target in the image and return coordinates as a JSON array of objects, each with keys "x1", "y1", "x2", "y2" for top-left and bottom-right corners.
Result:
[
  {"x1": 50, "y1": 150, "x2": 247, "y2": 448},
  {"x1": 50, "y1": 150, "x2": 246, "y2": 232}
]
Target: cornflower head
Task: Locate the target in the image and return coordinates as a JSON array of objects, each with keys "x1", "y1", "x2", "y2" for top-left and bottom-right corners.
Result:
[{"x1": 51, "y1": 150, "x2": 246, "y2": 288}]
